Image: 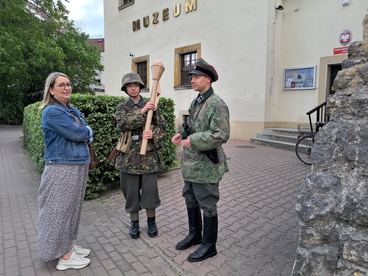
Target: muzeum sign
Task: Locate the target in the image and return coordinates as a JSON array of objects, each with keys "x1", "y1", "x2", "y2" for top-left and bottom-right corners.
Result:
[{"x1": 132, "y1": 0, "x2": 197, "y2": 32}]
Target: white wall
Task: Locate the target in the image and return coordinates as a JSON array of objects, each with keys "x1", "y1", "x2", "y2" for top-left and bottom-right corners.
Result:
[
  {"x1": 104, "y1": 0, "x2": 368, "y2": 138},
  {"x1": 270, "y1": 0, "x2": 367, "y2": 123},
  {"x1": 104, "y1": 0, "x2": 270, "y2": 136}
]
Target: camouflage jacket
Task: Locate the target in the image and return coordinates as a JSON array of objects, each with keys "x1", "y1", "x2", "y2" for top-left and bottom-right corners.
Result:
[
  {"x1": 181, "y1": 87, "x2": 230, "y2": 183},
  {"x1": 115, "y1": 96, "x2": 166, "y2": 174}
]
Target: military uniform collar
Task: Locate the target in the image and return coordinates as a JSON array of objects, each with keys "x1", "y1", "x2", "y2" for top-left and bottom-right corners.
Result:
[
  {"x1": 195, "y1": 87, "x2": 213, "y2": 106},
  {"x1": 127, "y1": 96, "x2": 145, "y2": 108}
]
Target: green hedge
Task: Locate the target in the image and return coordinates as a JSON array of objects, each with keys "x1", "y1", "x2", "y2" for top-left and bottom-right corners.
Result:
[{"x1": 23, "y1": 94, "x2": 176, "y2": 199}]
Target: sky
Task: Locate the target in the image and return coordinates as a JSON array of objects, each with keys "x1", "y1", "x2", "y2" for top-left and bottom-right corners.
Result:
[{"x1": 63, "y1": 0, "x2": 104, "y2": 38}]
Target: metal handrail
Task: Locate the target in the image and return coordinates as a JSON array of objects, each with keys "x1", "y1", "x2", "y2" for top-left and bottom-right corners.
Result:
[{"x1": 306, "y1": 101, "x2": 328, "y2": 134}]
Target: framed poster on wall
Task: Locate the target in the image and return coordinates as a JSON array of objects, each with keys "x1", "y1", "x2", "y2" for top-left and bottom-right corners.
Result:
[{"x1": 283, "y1": 66, "x2": 316, "y2": 90}]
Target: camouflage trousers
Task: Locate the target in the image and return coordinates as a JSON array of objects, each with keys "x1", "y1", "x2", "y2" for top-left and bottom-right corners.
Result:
[{"x1": 183, "y1": 181, "x2": 219, "y2": 217}]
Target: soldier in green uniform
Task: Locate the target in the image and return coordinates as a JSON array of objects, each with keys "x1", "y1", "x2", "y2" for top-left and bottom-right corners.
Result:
[
  {"x1": 171, "y1": 59, "x2": 230, "y2": 262},
  {"x1": 115, "y1": 72, "x2": 166, "y2": 239}
]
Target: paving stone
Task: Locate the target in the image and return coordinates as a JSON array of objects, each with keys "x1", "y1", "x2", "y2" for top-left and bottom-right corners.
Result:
[
  {"x1": 5, "y1": 266, "x2": 20, "y2": 276},
  {"x1": 101, "y1": 259, "x2": 116, "y2": 271},
  {"x1": 79, "y1": 266, "x2": 97, "y2": 276},
  {"x1": 114, "y1": 259, "x2": 133, "y2": 272},
  {"x1": 19, "y1": 257, "x2": 33, "y2": 269},
  {"x1": 34, "y1": 270, "x2": 51, "y2": 276},
  {"x1": 102, "y1": 243, "x2": 115, "y2": 253},
  {"x1": 4, "y1": 256, "x2": 18, "y2": 268},
  {"x1": 4, "y1": 247, "x2": 17, "y2": 258},
  {"x1": 122, "y1": 252, "x2": 138, "y2": 263},
  {"x1": 20, "y1": 266, "x2": 36, "y2": 276},
  {"x1": 0, "y1": 127, "x2": 310, "y2": 275},
  {"x1": 105, "y1": 268, "x2": 124, "y2": 276},
  {"x1": 130, "y1": 261, "x2": 148, "y2": 274},
  {"x1": 124, "y1": 270, "x2": 140, "y2": 276},
  {"x1": 94, "y1": 249, "x2": 109, "y2": 261}
]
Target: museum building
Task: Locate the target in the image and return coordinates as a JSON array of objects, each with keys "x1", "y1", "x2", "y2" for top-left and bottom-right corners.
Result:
[{"x1": 103, "y1": 0, "x2": 367, "y2": 139}]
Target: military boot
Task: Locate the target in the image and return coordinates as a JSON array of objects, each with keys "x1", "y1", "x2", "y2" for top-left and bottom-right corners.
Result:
[
  {"x1": 147, "y1": 217, "x2": 158, "y2": 237},
  {"x1": 187, "y1": 214, "x2": 217, "y2": 262},
  {"x1": 175, "y1": 207, "x2": 202, "y2": 250},
  {"x1": 129, "y1": 220, "x2": 140, "y2": 239}
]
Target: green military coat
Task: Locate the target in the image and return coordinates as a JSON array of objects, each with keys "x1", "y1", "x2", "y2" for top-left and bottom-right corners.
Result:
[
  {"x1": 181, "y1": 88, "x2": 230, "y2": 183},
  {"x1": 115, "y1": 96, "x2": 165, "y2": 174}
]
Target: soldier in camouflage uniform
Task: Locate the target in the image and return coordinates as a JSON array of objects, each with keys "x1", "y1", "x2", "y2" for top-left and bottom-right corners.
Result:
[
  {"x1": 171, "y1": 59, "x2": 230, "y2": 262},
  {"x1": 115, "y1": 72, "x2": 166, "y2": 239}
]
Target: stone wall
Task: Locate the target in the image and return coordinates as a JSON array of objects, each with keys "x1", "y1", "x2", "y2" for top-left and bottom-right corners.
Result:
[{"x1": 292, "y1": 17, "x2": 368, "y2": 276}]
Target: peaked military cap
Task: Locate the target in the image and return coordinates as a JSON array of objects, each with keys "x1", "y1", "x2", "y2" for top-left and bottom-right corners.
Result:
[{"x1": 189, "y1": 58, "x2": 218, "y2": 82}]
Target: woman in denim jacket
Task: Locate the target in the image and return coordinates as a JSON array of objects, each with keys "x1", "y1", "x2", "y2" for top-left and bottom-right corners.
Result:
[{"x1": 37, "y1": 72, "x2": 93, "y2": 271}]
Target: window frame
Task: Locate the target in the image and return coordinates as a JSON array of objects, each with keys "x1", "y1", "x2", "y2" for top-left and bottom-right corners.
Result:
[
  {"x1": 131, "y1": 55, "x2": 150, "y2": 92},
  {"x1": 180, "y1": 52, "x2": 197, "y2": 87},
  {"x1": 174, "y1": 43, "x2": 201, "y2": 89},
  {"x1": 118, "y1": 0, "x2": 134, "y2": 10}
]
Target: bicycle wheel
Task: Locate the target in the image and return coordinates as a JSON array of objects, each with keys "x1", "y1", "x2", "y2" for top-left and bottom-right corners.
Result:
[{"x1": 295, "y1": 134, "x2": 314, "y2": 165}]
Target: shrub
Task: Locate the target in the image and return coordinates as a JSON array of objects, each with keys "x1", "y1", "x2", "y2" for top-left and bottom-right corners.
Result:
[
  {"x1": 23, "y1": 93, "x2": 176, "y2": 199},
  {"x1": 23, "y1": 102, "x2": 44, "y2": 171},
  {"x1": 0, "y1": 91, "x2": 24, "y2": 125}
]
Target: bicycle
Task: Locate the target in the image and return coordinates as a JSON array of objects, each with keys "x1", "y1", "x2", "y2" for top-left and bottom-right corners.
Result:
[{"x1": 295, "y1": 128, "x2": 314, "y2": 165}]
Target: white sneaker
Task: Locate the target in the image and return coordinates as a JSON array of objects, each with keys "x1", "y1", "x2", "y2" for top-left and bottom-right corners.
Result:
[
  {"x1": 73, "y1": 244, "x2": 91, "y2": 258},
  {"x1": 56, "y1": 251, "x2": 90, "y2": 271}
]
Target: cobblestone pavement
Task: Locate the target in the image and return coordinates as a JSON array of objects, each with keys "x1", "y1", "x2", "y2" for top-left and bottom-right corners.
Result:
[{"x1": 0, "y1": 126, "x2": 310, "y2": 276}]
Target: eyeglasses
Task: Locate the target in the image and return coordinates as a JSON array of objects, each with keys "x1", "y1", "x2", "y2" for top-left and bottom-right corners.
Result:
[{"x1": 55, "y1": 83, "x2": 72, "y2": 89}]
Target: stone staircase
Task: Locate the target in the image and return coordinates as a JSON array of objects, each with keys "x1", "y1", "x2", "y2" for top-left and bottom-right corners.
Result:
[{"x1": 250, "y1": 128, "x2": 307, "y2": 151}]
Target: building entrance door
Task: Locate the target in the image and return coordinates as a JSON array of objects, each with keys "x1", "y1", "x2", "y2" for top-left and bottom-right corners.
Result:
[
  {"x1": 327, "y1": 63, "x2": 342, "y2": 96},
  {"x1": 318, "y1": 54, "x2": 347, "y2": 104}
]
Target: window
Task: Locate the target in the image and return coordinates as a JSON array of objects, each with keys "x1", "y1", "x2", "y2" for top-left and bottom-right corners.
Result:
[
  {"x1": 181, "y1": 52, "x2": 197, "y2": 87},
  {"x1": 119, "y1": 0, "x2": 134, "y2": 10},
  {"x1": 136, "y1": 61, "x2": 147, "y2": 89},
  {"x1": 131, "y1": 55, "x2": 149, "y2": 91},
  {"x1": 174, "y1": 43, "x2": 201, "y2": 89}
]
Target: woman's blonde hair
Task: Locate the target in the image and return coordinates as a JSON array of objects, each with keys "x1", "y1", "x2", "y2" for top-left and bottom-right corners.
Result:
[{"x1": 39, "y1": 72, "x2": 70, "y2": 109}]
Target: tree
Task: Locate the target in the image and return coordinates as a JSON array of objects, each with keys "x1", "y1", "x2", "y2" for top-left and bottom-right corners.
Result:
[{"x1": 0, "y1": 0, "x2": 103, "y2": 124}]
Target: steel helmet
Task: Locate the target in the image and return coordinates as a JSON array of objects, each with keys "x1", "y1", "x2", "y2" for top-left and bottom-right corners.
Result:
[{"x1": 121, "y1": 72, "x2": 145, "y2": 92}]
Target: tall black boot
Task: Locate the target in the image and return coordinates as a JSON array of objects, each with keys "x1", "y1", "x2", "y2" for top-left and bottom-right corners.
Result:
[
  {"x1": 175, "y1": 207, "x2": 202, "y2": 250},
  {"x1": 129, "y1": 220, "x2": 140, "y2": 239},
  {"x1": 147, "y1": 216, "x2": 158, "y2": 237},
  {"x1": 187, "y1": 214, "x2": 217, "y2": 262}
]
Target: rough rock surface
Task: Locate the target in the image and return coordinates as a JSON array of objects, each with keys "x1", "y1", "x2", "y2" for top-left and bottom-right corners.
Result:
[{"x1": 292, "y1": 17, "x2": 368, "y2": 276}]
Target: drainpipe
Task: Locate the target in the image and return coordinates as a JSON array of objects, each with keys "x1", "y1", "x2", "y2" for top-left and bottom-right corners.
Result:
[{"x1": 266, "y1": 0, "x2": 283, "y2": 123}]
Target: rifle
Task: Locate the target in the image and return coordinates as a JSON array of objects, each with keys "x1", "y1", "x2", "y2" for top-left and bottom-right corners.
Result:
[{"x1": 182, "y1": 122, "x2": 219, "y2": 164}]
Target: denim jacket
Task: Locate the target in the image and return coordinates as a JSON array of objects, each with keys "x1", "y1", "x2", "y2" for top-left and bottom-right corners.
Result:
[{"x1": 41, "y1": 103, "x2": 93, "y2": 165}]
